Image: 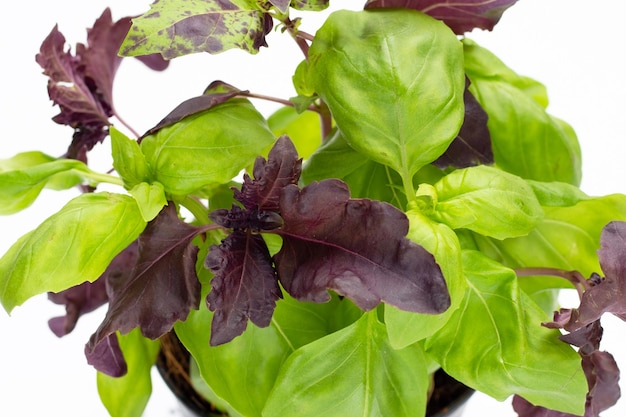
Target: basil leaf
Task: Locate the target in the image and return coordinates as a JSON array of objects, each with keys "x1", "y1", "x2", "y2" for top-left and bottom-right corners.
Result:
[
  {"x1": 111, "y1": 127, "x2": 149, "y2": 189},
  {"x1": 425, "y1": 251, "x2": 587, "y2": 415},
  {"x1": 140, "y1": 99, "x2": 275, "y2": 195},
  {"x1": 428, "y1": 165, "x2": 544, "y2": 239},
  {"x1": 475, "y1": 194, "x2": 626, "y2": 278},
  {"x1": 129, "y1": 182, "x2": 167, "y2": 222},
  {"x1": 267, "y1": 106, "x2": 321, "y2": 160},
  {"x1": 307, "y1": 9, "x2": 465, "y2": 179},
  {"x1": 386, "y1": 210, "x2": 466, "y2": 348},
  {"x1": 464, "y1": 40, "x2": 582, "y2": 185},
  {"x1": 0, "y1": 153, "x2": 85, "y2": 214},
  {"x1": 0, "y1": 193, "x2": 146, "y2": 313},
  {"x1": 96, "y1": 329, "x2": 160, "y2": 417},
  {"x1": 263, "y1": 312, "x2": 430, "y2": 417}
]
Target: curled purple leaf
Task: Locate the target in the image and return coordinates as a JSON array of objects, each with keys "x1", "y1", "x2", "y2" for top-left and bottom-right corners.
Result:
[
  {"x1": 364, "y1": 0, "x2": 519, "y2": 34},
  {"x1": 85, "y1": 333, "x2": 127, "y2": 377},
  {"x1": 233, "y1": 135, "x2": 302, "y2": 211},
  {"x1": 205, "y1": 231, "x2": 282, "y2": 345},
  {"x1": 36, "y1": 8, "x2": 169, "y2": 157},
  {"x1": 274, "y1": 179, "x2": 450, "y2": 313}
]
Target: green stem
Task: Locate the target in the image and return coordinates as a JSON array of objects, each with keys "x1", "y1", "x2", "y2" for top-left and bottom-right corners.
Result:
[
  {"x1": 77, "y1": 168, "x2": 124, "y2": 187},
  {"x1": 177, "y1": 195, "x2": 209, "y2": 224},
  {"x1": 401, "y1": 169, "x2": 417, "y2": 211}
]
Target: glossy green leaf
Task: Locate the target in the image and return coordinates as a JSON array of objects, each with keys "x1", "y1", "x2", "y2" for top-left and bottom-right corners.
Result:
[
  {"x1": 302, "y1": 129, "x2": 407, "y2": 208},
  {"x1": 175, "y1": 288, "x2": 292, "y2": 417},
  {"x1": 463, "y1": 40, "x2": 582, "y2": 185},
  {"x1": 0, "y1": 153, "x2": 85, "y2": 214},
  {"x1": 140, "y1": 99, "x2": 275, "y2": 195},
  {"x1": 386, "y1": 210, "x2": 466, "y2": 348},
  {"x1": 263, "y1": 311, "x2": 430, "y2": 417},
  {"x1": 0, "y1": 193, "x2": 146, "y2": 313},
  {"x1": 425, "y1": 251, "x2": 587, "y2": 415},
  {"x1": 120, "y1": 0, "x2": 271, "y2": 59},
  {"x1": 428, "y1": 165, "x2": 544, "y2": 239},
  {"x1": 97, "y1": 329, "x2": 160, "y2": 417},
  {"x1": 267, "y1": 106, "x2": 321, "y2": 159},
  {"x1": 526, "y1": 179, "x2": 589, "y2": 207},
  {"x1": 129, "y1": 182, "x2": 167, "y2": 222},
  {"x1": 111, "y1": 127, "x2": 149, "y2": 189},
  {"x1": 307, "y1": 9, "x2": 465, "y2": 180},
  {"x1": 474, "y1": 194, "x2": 626, "y2": 278}
]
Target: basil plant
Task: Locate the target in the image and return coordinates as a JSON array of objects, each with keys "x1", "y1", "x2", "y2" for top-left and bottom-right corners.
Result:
[{"x1": 1, "y1": 1, "x2": 625, "y2": 417}]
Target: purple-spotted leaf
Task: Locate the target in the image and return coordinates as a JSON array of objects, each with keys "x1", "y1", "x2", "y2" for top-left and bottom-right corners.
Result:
[
  {"x1": 205, "y1": 231, "x2": 282, "y2": 345},
  {"x1": 274, "y1": 179, "x2": 450, "y2": 313},
  {"x1": 85, "y1": 333, "x2": 127, "y2": 377},
  {"x1": 434, "y1": 78, "x2": 493, "y2": 169},
  {"x1": 364, "y1": 0, "x2": 519, "y2": 34},
  {"x1": 88, "y1": 204, "x2": 203, "y2": 359},
  {"x1": 143, "y1": 81, "x2": 245, "y2": 136},
  {"x1": 269, "y1": 0, "x2": 291, "y2": 14},
  {"x1": 290, "y1": 0, "x2": 329, "y2": 11},
  {"x1": 234, "y1": 135, "x2": 302, "y2": 211},
  {"x1": 36, "y1": 9, "x2": 168, "y2": 157},
  {"x1": 47, "y1": 242, "x2": 138, "y2": 337},
  {"x1": 120, "y1": 0, "x2": 274, "y2": 59}
]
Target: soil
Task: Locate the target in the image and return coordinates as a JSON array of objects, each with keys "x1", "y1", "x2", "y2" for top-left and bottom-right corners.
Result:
[{"x1": 157, "y1": 332, "x2": 474, "y2": 417}]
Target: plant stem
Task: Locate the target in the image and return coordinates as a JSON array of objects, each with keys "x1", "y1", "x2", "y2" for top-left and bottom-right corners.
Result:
[
  {"x1": 112, "y1": 112, "x2": 141, "y2": 139},
  {"x1": 177, "y1": 195, "x2": 209, "y2": 224},
  {"x1": 515, "y1": 267, "x2": 590, "y2": 299},
  {"x1": 78, "y1": 168, "x2": 124, "y2": 187}
]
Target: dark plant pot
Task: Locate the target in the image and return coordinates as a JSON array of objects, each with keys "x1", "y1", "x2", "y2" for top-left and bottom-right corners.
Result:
[{"x1": 157, "y1": 332, "x2": 474, "y2": 417}]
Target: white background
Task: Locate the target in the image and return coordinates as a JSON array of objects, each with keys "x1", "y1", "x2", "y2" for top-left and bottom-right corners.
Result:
[{"x1": 1, "y1": 0, "x2": 626, "y2": 416}]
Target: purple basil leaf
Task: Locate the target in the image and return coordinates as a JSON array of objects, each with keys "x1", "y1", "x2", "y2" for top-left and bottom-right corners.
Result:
[
  {"x1": 567, "y1": 221, "x2": 626, "y2": 330},
  {"x1": 85, "y1": 333, "x2": 127, "y2": 377},
  {"x1": 36, "y1": 8, "x2": 169, "y2": 157},
  {"x1": 48, "y1": 279, "x2": 108, "y2": 337},
  {"x1": 512, "y1": 350, "x2": 620, "y2": 417},
  {"x1": 559, "y1": 320, "x2": 603, "y2": 356},
  {"x1": 274, "y1": 179, "x2": 450, "y2": 313},
  {"x1": 88, "y1": 204, "x2": 202, "y2": 355},
  {"x1": 143, "y1": 81, "x2": 246, "y2": 137},
  {"x1": 233, "y1": 135, "x2": 302, "y2": 211},
  {"x1": 205, "y1": 231, "x2": 282, "y2": 345},
  {"x1": 364, "y1": 0, "x2": 519, "y2": 34},
  {"x1": 433, "y1": 78, "x2": 493, "y2": 169},
  {"x1": 209, "y1": 205, "x2": 283, "y2": 231},
  {"x1": 582, "y1": 350, "x2": 621, "y2": 416},
  {"x1": 47, "y1": 241, "x2": 139, "y2": 337}
]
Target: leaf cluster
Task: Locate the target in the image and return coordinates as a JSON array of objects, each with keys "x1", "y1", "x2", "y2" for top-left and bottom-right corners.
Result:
[{"x1": 2, "y1": 1, "x2": 626, "y2": 417}]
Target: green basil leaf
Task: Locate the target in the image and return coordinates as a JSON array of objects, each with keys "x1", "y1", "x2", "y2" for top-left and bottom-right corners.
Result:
[
  {"x1": 464, "y1": 40, "x2": 582, "y2": 185},
  {"x1": 111, "y1": 127, "x2": 149, "y2": 189},
  {"x1": 267, "y1": 106, "x2": 321, "y2": 159},
  {"x1": 175, "y1": 288, "x2": 291, "y2": 417},
  {"x1": 96, "y1": 329, "x2": 160, "y2": 417},
  {"x1": 140, "y1": 99, "x2": 275, "y2": 195},
  {"x1": 425, "y1": 251, "x2": 587, "y2": 415},
  {"x1": 307, "y1": 9, "x2": 465, "y2": 179},
  {"x1": 463, "y1": 38, "x2": 549, "y2": 108},
  {"x1": 302, "y1": 129, "x2": 407, "y2": 208},
  {"x1": 526, "y1": 179, "x2": 589, "y2": 207},
  {"x1": 474, "y1": 194, "x2": 626, "y2": 278},
  {"x1": 429, "y1": 165, "x2": 543, "y2": 239},
  {"x1": 386, "y1": 210, "x2": 466, "y2": 348},
  {"x1": 0, "y1": 153, "x2": 85, "y2": 214},
  {"x1": 0, "y1": 193, "x2": 146, "y2": 313},
  {"x1": 129, "y1": 182, "x2": 167, "y2": 222},
  {"x1": 263, "y1": 311, "x2": 430, "y2": 417}
]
